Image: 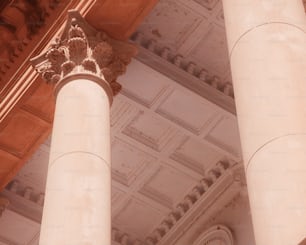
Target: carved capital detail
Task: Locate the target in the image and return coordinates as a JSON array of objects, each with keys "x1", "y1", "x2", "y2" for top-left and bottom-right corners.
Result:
[{"x1": 31, "y1": 10, "x2": 137, "y2": 96}]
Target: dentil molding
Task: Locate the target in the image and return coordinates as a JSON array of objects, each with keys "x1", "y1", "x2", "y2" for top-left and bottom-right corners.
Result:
[
  {"x1": 111, "y1": 160, "x2": 241, "y2": 245},
  {"x1": 4, "y1": 159, "x2": 242, "y2": 245},
  {"x1": 131, "y1": 32, "x2": 236, "y2": 115}
]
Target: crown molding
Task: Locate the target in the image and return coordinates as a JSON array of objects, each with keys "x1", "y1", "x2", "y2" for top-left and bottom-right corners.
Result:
[
  {"x1": 150, "y1": 164, "x2": 242, "y2": 245},
  {"x1": 0, "y1": 0, "x2": 157, "y2": 191},
  {"x1": 0, "y1": 0, "x2": 92, "y2": 122},
  {"x1": 110, "y1": 161, "x2": 243, "y2": 245},
  {"x1": 4, "y1": 161, "x2": 244, "y2": 245},
  {"x1": 2, "y1": 180, "x2": 44, "y2": 223},
  {"x1": 131, "y1": 33, "x2": 236, "y2": 115}
]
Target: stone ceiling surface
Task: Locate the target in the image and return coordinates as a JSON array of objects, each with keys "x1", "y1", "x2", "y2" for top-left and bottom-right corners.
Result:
[
  {"x1": 0, "y1": 58, "x2": 244, "y2": 245},
  {"x1": 135, "y1": 0, "x2": 232, "y2": 87},
  {"x1": 2, "y1": 0, "x2": 306, "y2": 244},
  {"x1": 0, "y1": 1, "x2": 248, "y2": 245}
]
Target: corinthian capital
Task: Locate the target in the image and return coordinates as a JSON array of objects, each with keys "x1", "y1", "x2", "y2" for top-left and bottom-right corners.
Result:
[{"x1": 30, "y1": 10, "x2": 137, "y2": 96}]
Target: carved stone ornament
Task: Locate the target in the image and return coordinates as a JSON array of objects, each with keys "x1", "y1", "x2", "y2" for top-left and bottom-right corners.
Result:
[
  {"x1": 30, "y1": 10, "x2": 137, "y2": 96},
  {"x1": 193, "y1": 225, "x2": 233, "y2": 245}
]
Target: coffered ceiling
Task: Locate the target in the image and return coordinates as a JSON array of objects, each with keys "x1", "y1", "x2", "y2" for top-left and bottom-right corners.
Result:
[
  {"x1": 135, "y1": 0, "x2": 232, "y2": 88},
  {"x1": 0, "y1": 0, "x2": 255, "y2": 245},
  {"x1": 0, "y1": 58, "x2": 245, "y2": 245}
]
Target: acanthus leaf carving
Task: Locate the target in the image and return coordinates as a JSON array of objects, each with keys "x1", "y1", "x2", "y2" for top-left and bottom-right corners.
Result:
[{"x1": 31, "y1": 10, "x2": 137, "y2": 96}]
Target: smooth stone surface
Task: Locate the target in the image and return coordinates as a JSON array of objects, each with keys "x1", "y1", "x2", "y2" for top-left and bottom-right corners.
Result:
[
  {"x1": 39, "y1": 79, "x2": 111, "y2": 245},
  {"x1": 222, "y1": 1, "x2": 306, "y2": 244}
]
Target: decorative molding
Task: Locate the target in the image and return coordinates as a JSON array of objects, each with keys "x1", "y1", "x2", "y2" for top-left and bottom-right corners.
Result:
[
  {"x1": 121, "y1": 84, "x2": 170, "y2": 109},
  {"x1": 0, "y1": 0, "x2": 88, "y2": 124},
  {"x1": 0, "y1": 0, "x2": 64, "y2": 82},
  {"x1": 0, "y1": 0, "x2": 155, "y2": 191},
  {"x1": 3, "y1": 163, "x2": 243, "y2": 245},
  {"x1": 2, "y1": 180, "x2": 44, "y2": 222},
  {"x1": 111, "y1": 98, "x2": 135, "y2": 128},
  {"x1": 122, "y1": 111, "x2": 178, "y2": 152},
  {"x1": 109, "y1": 160, "x2": 241, "y2": 245},
  {"x1": 170, "y1": 137, "x2": 224, "y2": 175},
  {"x1": 155, "y1": 89, "x2": 219, "y2": 136},
  {"x1": 10, "y1": 0, "x2": 47, "y2": 36},
  {"x1": 138, "y1": 165, "x2": 196, "y2": 209},
  {"x1": 31, "y1": 10, "x2": 137, "y2": 96},
  {"x1": 131, "y1": 32, "x2": 234, "y2": 98},
  {"x1": 111, "y1": 138, "x2": 154, "y2": 187},
  {"x1": 170, "y1": 151, "x2": 207, "y2": 174},
  {"x1": 1, "y1": 159, "x2": 240, "y2": 244},
  {"x1": 112, "y1": 227, "x2": 143, "y2": 245},
  {"x1": 5, "y1": 180, "x2": 44, "y2": 206},
  {"x1": 192, "y1": 225, "x2": 233, "y2": 245},
  {"x1": 144, "y1": 160, "x2": 236, "y2": 245},
  {"x1": 140, "y1": 185, "x2": 173, "y2": 209},
  {"x1": 131, "y1": 32, "x2": 236, "y2": 115},
  {"x1": 0, "y1": 196, "x2": 9, "y2": 217}
]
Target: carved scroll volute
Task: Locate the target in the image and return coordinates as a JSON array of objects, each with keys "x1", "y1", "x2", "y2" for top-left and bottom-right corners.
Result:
[{"x1": 30, "y1": 10, "x2": 137, "y2": 96}]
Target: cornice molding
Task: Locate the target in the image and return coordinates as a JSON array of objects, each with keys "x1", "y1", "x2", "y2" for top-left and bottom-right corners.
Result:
[
  {"x1": 0, "y1": 0, "x2": 158, "y2": 191},
  {"x1": 0, "y1": 0, "x2": 70, "y2": 85},
  {"x1": 4, "y1": 160, "x2": 244, "y2": 245},
  {"x1": 0, "y1": 1, "x2": 94, "y2": 192},
  {"x1": 131, "y1": 32, "x2": 236, "y2": 115},
  {"x1": 0, "y1": 0, "x2": 87, "y2": 122},
  {"x1": 2, "y1": 180, "x2": 44, "y2": 222},
  {"x1": 112, "y1": 228, "x2": 143, "y2": 245},
  {"x1": 111, "y1": 160, "x2": 243, "y2": 245},
  {"x1": 145, "y1": 160, "x2": 238, "y2": 245}
]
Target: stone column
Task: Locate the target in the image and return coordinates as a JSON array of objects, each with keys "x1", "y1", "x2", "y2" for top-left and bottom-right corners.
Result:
[
  {"x1": 222, "y1": 1, "x2": 306, "y2": 245},
  {"x1": 31, "y1": 10, "x2": 136, "y2": 245}
]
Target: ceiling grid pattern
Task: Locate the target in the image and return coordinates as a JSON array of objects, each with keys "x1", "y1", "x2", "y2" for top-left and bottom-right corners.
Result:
[
  {"x1": 0, "y1": 57, "x2": 243, "y2": 245},
  {"x1": 0, "y1": 0, "x2": 247, "y2": 244}
]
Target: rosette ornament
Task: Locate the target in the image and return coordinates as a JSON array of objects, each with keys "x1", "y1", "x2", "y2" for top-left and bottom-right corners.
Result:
[{"x1": 30, "y1": 10, "x2": 137, "y2": 96}]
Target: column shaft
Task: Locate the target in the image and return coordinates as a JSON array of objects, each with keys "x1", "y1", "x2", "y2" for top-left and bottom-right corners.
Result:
[
  {"x1": 30, "y1": 10, "x2": 136, "y2": 245},
  {"x1": 222, "y1": 1, "x2": 306, "y2": 244},
  {"x1": 39, "y1": 78, "x2": 111, "y2": 245}
]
